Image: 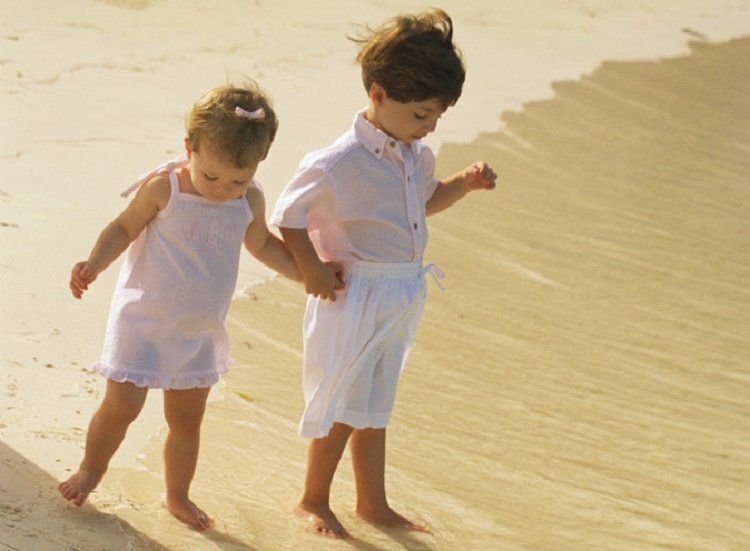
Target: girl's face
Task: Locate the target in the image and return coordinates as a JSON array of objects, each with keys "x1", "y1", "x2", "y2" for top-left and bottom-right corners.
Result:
[
  {"x1": 185, "y1": 142, "x2": 257, "y2": 202},
  {"x1": 366, "y1": 84, "x2": 446, "y2": 144}
]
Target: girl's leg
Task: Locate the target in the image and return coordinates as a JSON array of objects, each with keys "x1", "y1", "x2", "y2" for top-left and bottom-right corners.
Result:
[
  {"x1": 294, "y1": 422, "x2": 354, "y2": 538},
  {"x1": 350, "y1": 427, "x2": 429, "y2": 531},
  {"x1": 162, "y1": 386, "x2": 213, "y2": 531},
  {"x1": 59, "y1": 380, "x2": 147, "y2": 506}
]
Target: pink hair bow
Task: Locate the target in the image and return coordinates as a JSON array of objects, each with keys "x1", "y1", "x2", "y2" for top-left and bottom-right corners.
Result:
[{"x1": 235, "y1": 106, "x2": 265, "y2": 120}]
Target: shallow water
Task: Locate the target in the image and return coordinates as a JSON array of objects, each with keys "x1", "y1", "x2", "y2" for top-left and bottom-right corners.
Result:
[{"x1": 108, "y1": 37, "x2": 750, "y2": 550}]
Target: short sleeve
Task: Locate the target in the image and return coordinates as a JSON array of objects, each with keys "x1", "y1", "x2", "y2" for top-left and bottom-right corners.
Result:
[{"x1": 269, "y1": 164, "x2": 335, "y2": 230}]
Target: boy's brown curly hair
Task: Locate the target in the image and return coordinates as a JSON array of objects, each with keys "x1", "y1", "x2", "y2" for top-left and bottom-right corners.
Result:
[{"x1": 352, "y1": 9, "x2": 465, "y2": 108}]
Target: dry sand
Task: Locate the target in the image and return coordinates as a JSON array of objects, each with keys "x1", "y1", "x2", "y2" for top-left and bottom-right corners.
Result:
[{"x1": 1, "y1": 1, "x2": 749, "y2": 550}]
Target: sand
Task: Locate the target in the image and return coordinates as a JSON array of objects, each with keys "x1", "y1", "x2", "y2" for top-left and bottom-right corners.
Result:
[{"x1": 1, "y1": 1, "x2": 749, "y2": 550}]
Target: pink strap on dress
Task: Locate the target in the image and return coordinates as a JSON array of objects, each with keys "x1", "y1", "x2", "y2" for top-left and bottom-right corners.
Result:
[{"x1": 120, "y1": 154, "x2": 189, "y2": 198}]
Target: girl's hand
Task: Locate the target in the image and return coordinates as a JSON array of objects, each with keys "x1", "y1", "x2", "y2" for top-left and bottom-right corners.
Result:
[
  {"x1": 304, "y1": 264, "x2": 339, "y2": 301},
  {"x1": 325, "y1": 261, "x2": 346, "y2": 290},
  {"x1": 70, "y1": 261, "x2": 99, "y2": 299},
  {"x1": 304, "y1": 262, "x2": 345, "y2": 301},
  {"x1": 466, "y1": 162, "x2": 497, "y2": 191}
]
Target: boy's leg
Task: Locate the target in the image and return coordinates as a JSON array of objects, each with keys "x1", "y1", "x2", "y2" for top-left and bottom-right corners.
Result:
[
  {"x1": 350, "y1": 427, "x2": 429, "y2": 531},
  {"x1": 295, "y1": 422, "x2": 354, "y2": 538},
  {"x1": 59, "y1": 380, "x2": 147, "y2": 506},
  {"x1": 162, "y1": 386, "x2": 213, "y2": 531}
]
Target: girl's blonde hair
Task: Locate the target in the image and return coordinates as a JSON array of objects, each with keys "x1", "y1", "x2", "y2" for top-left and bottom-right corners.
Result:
[
  {"x1": 352, "y1": 9, "x2": 465, "y2": 108},
  {"x1": 186, "y1": 82, "x2": 278, "y2": 168}
]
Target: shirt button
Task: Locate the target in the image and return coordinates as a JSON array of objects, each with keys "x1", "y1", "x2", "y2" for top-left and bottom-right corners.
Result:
[
  {"x1": 389, "y1": 141, "x2": 396, "y2": 147},
  {"x1": 375, "y1": 148, "x2": 380, "y2": 154},
  {"x1": 413, "y1": 223, "x2": 418, "y2": 229}
]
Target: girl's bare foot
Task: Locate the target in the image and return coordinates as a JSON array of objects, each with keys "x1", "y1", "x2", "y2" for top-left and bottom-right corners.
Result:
[
  {"x1": 162, "y1": 495, "x2": 214, "y2": 532},
  {"x1": 58, "y1": 469, "x2": 102, "y2": 507},
  {"x1": 355, "y1": 505, "x2": 430, "y2": 533},
  {"x1": 294, "y1": 501, "x2": 352, "y2": 539}
]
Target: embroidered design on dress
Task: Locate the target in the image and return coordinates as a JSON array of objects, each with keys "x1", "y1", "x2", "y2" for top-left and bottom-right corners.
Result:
[{"x1": 186, "y1": 218, "x2": 232, "y2": 248}]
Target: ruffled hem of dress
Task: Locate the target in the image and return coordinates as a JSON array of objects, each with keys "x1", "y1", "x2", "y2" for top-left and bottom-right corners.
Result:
[{"x1": 93, "y1": 362, "x2": 228, "y2": 390}]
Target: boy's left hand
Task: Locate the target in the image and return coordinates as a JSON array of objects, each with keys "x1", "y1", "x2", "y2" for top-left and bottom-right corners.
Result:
[{"x1": 466, "y1": 162, "x2": 496, "y2": 191}]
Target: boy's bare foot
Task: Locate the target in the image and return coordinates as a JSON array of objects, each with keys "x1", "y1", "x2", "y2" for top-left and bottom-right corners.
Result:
[
  {"x1": 294, "y1": 501, "x2": 352, "y2": 539},
  {"x1": 355, "y1": 505, "x2": 430, "y2": 533},
  {"x1": 58, "y1": 469, "x2": 102, "y2": 507},
  {"x1": 161, "y1": 495, "x2": 214, "y2": 532}
]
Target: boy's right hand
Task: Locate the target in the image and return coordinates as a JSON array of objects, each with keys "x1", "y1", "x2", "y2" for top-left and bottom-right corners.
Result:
[{"x1": 70, "y1": 261, "x2": 99, "y2": 299}]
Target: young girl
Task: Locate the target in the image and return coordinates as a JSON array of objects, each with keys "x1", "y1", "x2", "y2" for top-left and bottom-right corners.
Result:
[
  {"x1": 58, "y1": 83, "x2": 336, "y2": 531},
  {"x1": 270, "y1": 10, "x2": 497, "y2": 539}
]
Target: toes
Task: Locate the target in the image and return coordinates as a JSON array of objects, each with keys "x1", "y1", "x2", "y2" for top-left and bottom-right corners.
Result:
[{"x1": 195, "y1": 513, "x2": 214, "y2": 531}]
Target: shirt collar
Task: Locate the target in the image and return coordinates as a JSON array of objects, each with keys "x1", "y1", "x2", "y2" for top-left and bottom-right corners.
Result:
[{"x1": 353, "y1": 109, "x2": 393, "y2": 160}]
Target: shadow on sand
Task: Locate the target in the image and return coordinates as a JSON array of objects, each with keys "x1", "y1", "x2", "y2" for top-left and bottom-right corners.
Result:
[{"x1": 0, "y1": 441, "x2": 173, "y2": 551}]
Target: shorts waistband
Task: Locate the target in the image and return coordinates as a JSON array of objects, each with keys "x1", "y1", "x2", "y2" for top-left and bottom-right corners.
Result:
[
  {"x1": 342, "y1": 260, "x2": 445, "y2": 290},
  {"x1": 344, "y1": 260, "x2": 423, "y2": 278}
]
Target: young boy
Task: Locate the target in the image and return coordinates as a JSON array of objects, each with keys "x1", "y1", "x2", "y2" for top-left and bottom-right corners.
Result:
[{"x1": 270, "y1": 9, "x2": 496, "y2": 538}]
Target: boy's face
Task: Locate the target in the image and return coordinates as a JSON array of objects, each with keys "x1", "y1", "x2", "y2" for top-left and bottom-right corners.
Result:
[{"x1": 368, "y1": 84, "x2": 446, "y2": 144}]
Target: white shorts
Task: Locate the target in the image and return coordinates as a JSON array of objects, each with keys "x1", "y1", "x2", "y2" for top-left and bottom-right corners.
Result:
[{"x1": 298, "y1": 261, "x2": 442, "y2": 438}]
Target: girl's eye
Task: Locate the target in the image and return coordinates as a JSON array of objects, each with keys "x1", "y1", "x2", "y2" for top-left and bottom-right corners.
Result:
[{"x1": 204, "y1": 173, "x2": 218, "y2": 181}]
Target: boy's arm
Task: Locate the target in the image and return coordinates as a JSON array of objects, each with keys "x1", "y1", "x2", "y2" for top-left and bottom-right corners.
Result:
[
  {"x1": 244, "y1": 187, "x2": 304, "y2": 283},
  {"x1": 278, "y1": 227, "x2": 341, "y2": 301},
  {"x1": 425, "y1": 161, "x2": 496, "y2": 216},
  {"x1": 70, "y1": 175, "x2": 168, "y2": 299}
]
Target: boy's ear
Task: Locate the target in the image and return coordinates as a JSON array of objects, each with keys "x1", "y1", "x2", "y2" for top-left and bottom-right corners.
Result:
[
  {"x1": 184, "y1": 137, "x2": 192, "y2": 159},
  {"x1": 369, "y1": 82, "x2": 387, "y2": 105}
]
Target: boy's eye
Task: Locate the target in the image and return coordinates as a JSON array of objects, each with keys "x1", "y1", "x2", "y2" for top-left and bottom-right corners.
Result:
[
  {"x1": 414, "y1": 113, "x2": 427, "y2": 121},
  {"x1": 203, "y1": 173, "x2": 218, "y2": 181}
]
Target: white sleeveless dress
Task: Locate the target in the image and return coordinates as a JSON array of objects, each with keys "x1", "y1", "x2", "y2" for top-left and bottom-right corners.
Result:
[{"x1": 93, "y1": 156, "x2": 254, "y2": 389}]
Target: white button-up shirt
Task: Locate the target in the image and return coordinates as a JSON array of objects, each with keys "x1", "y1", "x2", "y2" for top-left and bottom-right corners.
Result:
[{"x1": 270, "y1": 110, "x2": 440, "y2": 263}]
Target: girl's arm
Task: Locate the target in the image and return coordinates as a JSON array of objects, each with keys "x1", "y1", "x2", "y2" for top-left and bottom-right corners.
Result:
[
  {"x1": 70, "y1": 174, "x2": 168, "y2": 299},
  {"x1": 425, "y1": 161, "x2": 496, "y2": 216},
  {"x1": 278, "y1": 227, "x2": 342, "y2": 302},
  {"x1": 244, "y1": 187, "x2": 305, "y2": 283}
]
